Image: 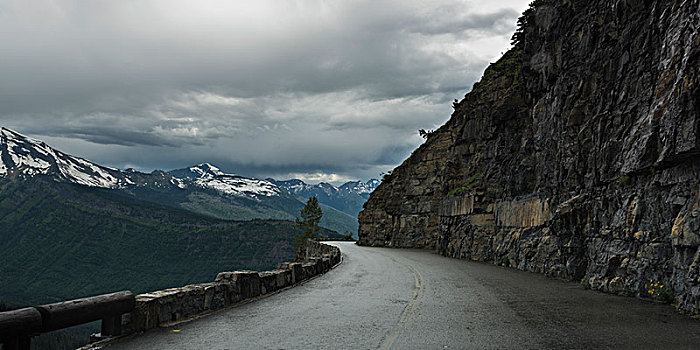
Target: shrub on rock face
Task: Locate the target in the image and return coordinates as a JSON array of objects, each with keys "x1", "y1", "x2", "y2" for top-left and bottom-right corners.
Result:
[
  {"x1": 511, "y1": 0, "x2": 556, "y2": 47},
  {"x1": 448, "y1": 174, "x2": 483, "y2": 196},
  {"x1": 419, "y1": 129, "x2": 435, "y2": 140}
]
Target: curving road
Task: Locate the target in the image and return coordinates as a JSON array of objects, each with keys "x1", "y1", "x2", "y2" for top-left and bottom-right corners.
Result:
[{"x1": 108, "y1": 242, "x2": 700, "y2": 349}]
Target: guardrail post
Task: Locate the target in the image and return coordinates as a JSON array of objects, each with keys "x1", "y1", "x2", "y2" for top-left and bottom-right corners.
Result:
[
  {"x1": 0, "y1": 307, "x2": 42, "y2": 350},
  {"x1": 101, "y1": 314, "x2": 122, "y2": 336},
  {"x1": 2, "y1": 337, "x2": 31, "y2": 350}
]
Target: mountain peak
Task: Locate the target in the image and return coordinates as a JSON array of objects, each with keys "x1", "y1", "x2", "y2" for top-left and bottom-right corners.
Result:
[
  {"x1": 1, "y1": 127, "x2": 42, "y2": 145},
  {"x1": 191, "y1": 163, "x2": 224, "y2": 176},
  {"x1": 338, "y1": 178, "x2": 380, "y2": 198},
  {"x1": 169, "y1": 163, "x2": 226, "y2": 180},
  {"x1": 0, "y1": 127, "x2": 125, "y2": 188}
]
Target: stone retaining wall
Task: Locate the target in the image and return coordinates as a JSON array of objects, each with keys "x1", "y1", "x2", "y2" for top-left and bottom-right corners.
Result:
[
  {"x1": 126, "y1": 241, "x2": 341, "y2": 332},
  {"x1": 296, "y1": 239, "x2": 343, "y2": 261}
]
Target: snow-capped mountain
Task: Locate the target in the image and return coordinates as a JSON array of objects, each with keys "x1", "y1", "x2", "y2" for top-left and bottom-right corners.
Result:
[
  {"x1": 168, "y1": 163, "x2": 225, "y2": 179},
  {"x1": 272, "y1": 179, "x2": 341, "y2": 196},
  {"x1": 272, "y1": 178, "x2": 380, "y2": 199},
  {"x1": 339, "y1": 179, "x2": 380, "y2": 199},
  {"x1": 269, "y1": 177, "x2": 380, "y2": 219},
  {"x1": 269, "y1": 179, "x2": 310, "y2": 193},
  {"x1": 0, "y1": 127, "x2": 379, "y2": 206},
  {"x1": 0, "y1": 127, "x2": 131, "y2": 188},
  {"x1": 0, "y1": 128, "x2": 280, "y2": 200},
  {"x1": 0, "y1": 127, "x2": 367, "y2": 234},
  {"x1": 169, "y1": 164, "x2": 280, "y2": 198}
]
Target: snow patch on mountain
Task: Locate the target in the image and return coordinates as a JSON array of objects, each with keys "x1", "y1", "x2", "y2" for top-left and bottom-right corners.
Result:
[
  {"x1": 169, "y1": 163, "x2": 225, "y2": 180},
  {"x1": 168, "y1": 165, "x2": 279, "y2": 199},
  {"x1": 272, "y1": 178, "x2": 380, "y2": 198},
  {"x1": 0, "y1": 127, "x2": 126, "y2": 188},
  {"x1": 269, "y1": 179, "x2": 313, "y2": 194},
  {"x1": 339, "y1": 179, "x2": 381, "y2": 196},
  {"x1": 192, "y1": 175, "x2": 280, "y2": 198},
  {"x1": 317, "y1": 182, "x2": 339, "y2": 195},
  {"x1": 269, "y1": 177, "x2": 379, "y2": 219}
]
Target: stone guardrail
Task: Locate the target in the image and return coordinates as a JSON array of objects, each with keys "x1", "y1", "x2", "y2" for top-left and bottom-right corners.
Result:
[
  {"x1": 122, "y1": 240, "x2": 340, "y2": 335},
  {"x1": 0, "y1": 241, "x2": 340, "y2": 350}
]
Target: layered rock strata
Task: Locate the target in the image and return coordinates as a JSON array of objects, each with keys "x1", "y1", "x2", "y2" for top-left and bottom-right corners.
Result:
[{"x1": 358, "y1": 0, "x2": 700, "y2": 314}]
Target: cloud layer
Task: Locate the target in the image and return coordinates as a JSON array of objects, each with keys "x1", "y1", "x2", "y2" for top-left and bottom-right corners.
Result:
[{"x1": 0, "y1": 0, "x2": 529, "y2": 183}]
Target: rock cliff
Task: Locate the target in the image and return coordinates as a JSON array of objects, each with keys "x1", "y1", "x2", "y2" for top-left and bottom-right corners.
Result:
[{"x1": 358, "y1": 0, "x2": 700, "y2": 314}]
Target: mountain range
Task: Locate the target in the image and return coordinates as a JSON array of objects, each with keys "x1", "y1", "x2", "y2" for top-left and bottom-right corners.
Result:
[
  {"x1": 269, "y1": 178, "x2": 379, "y2": 231},
  {"x1": 0, "y1": 127, "x2": 379, "y2": 235}
]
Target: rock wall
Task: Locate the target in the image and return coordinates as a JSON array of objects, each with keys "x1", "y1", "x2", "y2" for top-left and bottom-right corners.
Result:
[
  {"x1": 126, "y1": 241, "x2": 341, "y2": 332},
  {"x1": 297, "y1": 239, "x2": 344, "y2": 261},
  {"x1": 359, "y1": 0, "x2": 700, "y2": 314}
]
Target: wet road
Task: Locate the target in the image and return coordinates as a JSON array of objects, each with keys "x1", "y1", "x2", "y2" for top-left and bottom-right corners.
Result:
[{"x1": 108, "y1": 242, "x2": 700, "y2": 349}]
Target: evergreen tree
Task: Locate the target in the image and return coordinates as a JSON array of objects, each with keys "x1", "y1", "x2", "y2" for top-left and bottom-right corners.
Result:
[{"x1": 295, "y1": 197, "x2": 323, "y2": 246}]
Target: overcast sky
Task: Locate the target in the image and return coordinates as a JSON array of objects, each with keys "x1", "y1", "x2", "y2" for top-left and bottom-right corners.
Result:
[{"x1": 0, "y1": 0, "x2": 530, "y2": 184}]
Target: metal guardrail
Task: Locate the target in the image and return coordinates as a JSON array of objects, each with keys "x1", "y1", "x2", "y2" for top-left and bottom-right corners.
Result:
[{"x1": 0, "y1": 291, "x2": 134, "y2": 350}]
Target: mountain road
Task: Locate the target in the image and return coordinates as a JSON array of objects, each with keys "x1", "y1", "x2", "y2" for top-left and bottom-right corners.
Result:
[{"x1": 107, "y1": 242, "x2": 700, "y2": 349}]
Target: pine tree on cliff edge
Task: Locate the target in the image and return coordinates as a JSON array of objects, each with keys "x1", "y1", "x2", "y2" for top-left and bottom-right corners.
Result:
[{"x1": 295, "y1": 196, "x2": 323, "y2": 247}]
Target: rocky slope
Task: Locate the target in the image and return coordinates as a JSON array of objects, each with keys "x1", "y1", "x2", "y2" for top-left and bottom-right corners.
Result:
[{"x1": 358, "y1": 0, "x2": 700, "y2": 314}]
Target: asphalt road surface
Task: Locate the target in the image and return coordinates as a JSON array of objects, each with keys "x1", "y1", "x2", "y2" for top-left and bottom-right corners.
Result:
[{"x1": 108, "y1": 242, "x2": 700, "y2": 349}]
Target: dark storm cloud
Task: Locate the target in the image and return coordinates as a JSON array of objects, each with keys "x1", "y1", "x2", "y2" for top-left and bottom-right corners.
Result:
[
  {"x1": 0, "y1": 0, "x2": 530, "y2": 183},
  {"x1": 405, "y1": 8, "x2": 520, "y2": 36}
]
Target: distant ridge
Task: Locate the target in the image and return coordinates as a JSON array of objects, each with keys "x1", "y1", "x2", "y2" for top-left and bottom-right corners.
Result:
[
  {"x1": 269, "y1": 178, "x2": 380, "y2": 222},
  {"x1": 0, "y1": 127, "x2": 377, "y2": 234}
]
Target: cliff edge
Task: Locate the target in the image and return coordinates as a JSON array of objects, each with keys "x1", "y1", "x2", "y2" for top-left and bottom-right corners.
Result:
[{"x1": 358, "y1": 0, "x2": 700, "y2": 314}]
